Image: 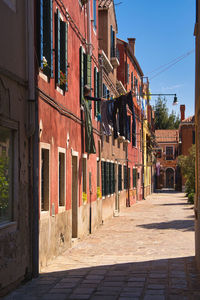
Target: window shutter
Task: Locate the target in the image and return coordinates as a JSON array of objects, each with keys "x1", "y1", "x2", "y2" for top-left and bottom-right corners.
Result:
[
  {"x1": 113, "y1": 164, "x2": 115, "y2": 194},
  {"x1": 132, "y1": 117, "x2": 136, "y2": 147},
  {"x1": 103, "y1": 84, "x2": 107, "y2": 98},
  {"x1": 87, "y1": 55, "x2": 92, "y2": 109},
  {"x1": 43, "y1": 0, "x2": 52, "y2": 77},
  {"x1": 124, "y1": 166, "x2": 127, "y2": 189},
  {"x1": 97, "y1": 71, "x2": 100, "y2": 114},
  {"x1": 127, "y1": 64, "x2": 129, "y2": 84},
  {"x1": 65, "y1": 23, "x2": 68, "y2": 90},
  {"x1": 94, "y1": 67, "x2": 97, "y2": 116},
  {"x1": 80, "y1": 46, "x2": 84, "y2": 104},
  {"x1": 101, "y1": 161, "x2": 105, "y2": 197},
  {"x1": 106, "y1": 162, "x2": 109, "y2": 196},
  {"x1": 128, "y1": 168, "x2": 130, "y2": 189},
  {"x1": 60, "y1": 21, "x2": 68, "y2": 91},
  {"x1": 37, "y1": 0, "x2": 43, "y2": 69},
  {"x1": 118, "y1": 165, "x2": 122, "y2": 191},
  {"x1": 131, "y1": 72, "x2": 133, "y2": 90},
  {"x1": 55, "y1": 9, "x2": 61, "y2": 85},
  {"x1": 110, "y1": 25, "x2": 113, "y2": 57}
]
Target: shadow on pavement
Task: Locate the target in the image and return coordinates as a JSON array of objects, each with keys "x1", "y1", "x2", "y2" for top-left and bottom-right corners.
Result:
[
  {"x1": 137, "y1": 220, "x2": 194, "y2": 232},
  {"x1": 157, "y1": 203, "x2": 191, "y2": 206},
  {"x1": 4, "y1": 256, "x2": 200, "y2": 299}
]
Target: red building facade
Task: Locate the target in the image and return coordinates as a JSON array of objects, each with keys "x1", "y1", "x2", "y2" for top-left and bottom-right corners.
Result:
[
  {"x1": 36, "y1": 0, "x2": 102, "y2": 268},
  {"x1": 117, "y1": 38, "x2": 143, "y2": 204}
]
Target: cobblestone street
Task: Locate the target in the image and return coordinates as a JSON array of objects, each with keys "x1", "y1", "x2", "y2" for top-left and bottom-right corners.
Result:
[{"x1": 4, "y1": 192, "x2": 200, "y2": 300}]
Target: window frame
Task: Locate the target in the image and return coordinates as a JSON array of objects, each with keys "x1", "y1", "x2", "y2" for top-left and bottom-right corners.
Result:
[
  {"x1": 165, "y1": 146, "x2": 174, "y2": 161},
  {"x1": 58, "y1": 147, "x2": 66, "y2": 211},
  {"x1": 0, "y1": 120, "x2": 18, "y2": 227},
  {"x1": 40, "y1": 143, "x2": 50, "y2": 216}
]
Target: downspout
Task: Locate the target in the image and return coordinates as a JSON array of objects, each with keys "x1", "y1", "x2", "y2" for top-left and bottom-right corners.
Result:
[{"x1": 26, "y1": 0, "x2": 39, "y2": 277}]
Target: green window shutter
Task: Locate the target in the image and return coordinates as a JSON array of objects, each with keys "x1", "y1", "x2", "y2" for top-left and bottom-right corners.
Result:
[
  {"x1": 65, "y1": 23, "x2": 68, "y2": 90},
  {"x1": 87, "y1": 55, "x2": 92, "y2": 108},
  {"x1": 55, "y1": 9, "x2": 61, "y2": 85},
  {"x1": 80, "y1": 46, "x2": 84, "y2": 104},
  {"x1": 37, "y1": 0, "x2": 43, "y2": 69},
  {"x1": 118, "y1": 165, "x2": 122, "y2": 191},
  {"x1": 124, "y1": 166, "x2": 127, "y2": 189},
  {"x1": 105, "y1": 162, "x2": 109, "y2": 196},
  {"x1": 133, "y1": 169, "x2": 136, "y2": 188},
  {"x1": 94, "y1": 67, "x2": 97, "y2": 117},
  {"x1": 113, "y1": 164, "x2": 115, "y2": 194},
  {"x1": 131, "y1": 72, "x2": 133, "y2": 90},
  {"x1": 101, "y1": 161, "x2": 105, "y2": 197},
  {"x1": 128, "y1": 168, "x2": 130, "y2": 189},
  {"x1": 97, "y1": 71, "x2": 100, "y2": 115},
  {"x1": 60, "y1": 21, "x2": 66, "y2": 90},
  {"x1": 109, "y1": 162, "x2": 112, "y2": 194}
]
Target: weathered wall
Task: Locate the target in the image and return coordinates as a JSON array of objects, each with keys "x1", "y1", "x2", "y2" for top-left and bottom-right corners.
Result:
[{"x1": 0, "y1": 1, "x2": 31, "y2": 295}]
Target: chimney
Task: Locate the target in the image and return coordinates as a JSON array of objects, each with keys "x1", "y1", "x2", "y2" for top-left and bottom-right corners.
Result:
[
  {"x1": 180, "y1": 105, "x2": 185, "y2": 121},
  {"x1": 128, "y1": 38, "x2": 136, "y2": 56}
]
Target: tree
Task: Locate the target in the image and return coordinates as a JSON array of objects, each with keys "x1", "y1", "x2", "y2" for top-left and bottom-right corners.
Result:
[
  {"x1": 154, "y1": 97, "x2": 180, "y2": 129},
  {"x1": 178, "y1": 145, "x2": 195, "y2": 203}
]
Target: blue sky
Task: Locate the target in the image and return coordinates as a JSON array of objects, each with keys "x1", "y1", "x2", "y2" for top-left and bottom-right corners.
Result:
[{"x1": 114, "y1": 0, "x2": 195, "y2": 118}]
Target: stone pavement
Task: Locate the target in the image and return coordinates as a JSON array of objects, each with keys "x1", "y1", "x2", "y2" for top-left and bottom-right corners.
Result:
[{"x1": 4, "y1": 192, "x2": 200, "y2": 300}]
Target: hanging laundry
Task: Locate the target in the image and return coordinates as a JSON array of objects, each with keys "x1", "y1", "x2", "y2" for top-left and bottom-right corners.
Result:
[
  {"x1": 113, "y1": 91, "x2": 136, "y2": 140},
  {"x1": 101, "y1": 100, "x2": 112, "y2": 136}
]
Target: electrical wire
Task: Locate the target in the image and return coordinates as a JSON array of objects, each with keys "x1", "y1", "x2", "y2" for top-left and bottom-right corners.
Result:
[{"x1": 147, "y1": 49, "x2": 194, "y2": 80}]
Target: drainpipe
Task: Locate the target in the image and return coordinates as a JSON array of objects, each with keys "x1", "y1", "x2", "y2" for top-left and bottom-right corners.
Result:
[{"x1": 26, "y1": 0, "x2": 39, "y2": 277}]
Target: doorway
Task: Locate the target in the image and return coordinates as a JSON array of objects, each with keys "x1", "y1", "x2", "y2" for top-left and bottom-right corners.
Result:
[{"x1": 166, "y1": 168, "x2": 175, "y2": 189}]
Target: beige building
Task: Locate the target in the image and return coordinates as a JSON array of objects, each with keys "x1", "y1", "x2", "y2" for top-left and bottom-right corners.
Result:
[{"x1": 0, "y1": 0, "x2": 35, "y2": 296}]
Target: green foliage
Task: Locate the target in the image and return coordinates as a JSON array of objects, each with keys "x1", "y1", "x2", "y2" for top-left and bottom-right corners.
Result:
[
  {"x1": 154, "y1": 97, "x2": 180, "y2": 129},
  {"x1": 0, "y1": 154, "x2": 9, "y2": 209},
  {"x1": 178, "y1": 145, "x2": 195, "y2": 204}
]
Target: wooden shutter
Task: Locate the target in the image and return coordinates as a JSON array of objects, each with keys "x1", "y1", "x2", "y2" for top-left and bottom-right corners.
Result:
[
  {"x1": 55, "y1": 9, "x2": 61, "y2": 85},
  {"x1": 87, "y1": 55, "x2": 92, "y2": 108},
  {"x1": 80, "y1": 46, "x2": 84, "y2": 104},
  {"x1": 94, "y1": 67, "x2": 98, "y2": 116},
  {"x1": 133, "y1": 168, "x2": 137, "y2": 188},
  {"x1": 37, "y1": 0, "x2": 43, "y2": 69},
  {"x1": 97, "y1": 71, "x2": 100, "y2": 114},
  {"x1": 132, "y1": 117, "x2": 136, "y2": 147},
  {"x1": 131, "y1": 72, "x2": 133, "y2": 90},
  {"x1": 124, "y1": 166, "x2": 127, "y2": 189},
  {"x1": 118, "y1": 165, "x2": 122, "y2": 191},
  {"x1": 101, "y1": 161, "x2": 105, "y2": 197},
  {"x1": 103, "y1": 84, "x2": 107, "y2": 98}
]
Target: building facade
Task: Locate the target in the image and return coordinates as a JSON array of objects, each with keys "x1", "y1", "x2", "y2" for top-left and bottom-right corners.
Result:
[
  {"x1": 36, "y1": 0, "x2": 102, "y2": 269},
  {"x1": 0, "y1": 0, "x2": 35, "y2": 296},
  {"x1": 179, "y1": 104, "x2": 195, "y2": 191},
  {"x1": 155, "y1": 130, "x2": 179, "y2": 190},
  {"x1": 117, "y1": 37, "x2": 143, "y2": 204}
]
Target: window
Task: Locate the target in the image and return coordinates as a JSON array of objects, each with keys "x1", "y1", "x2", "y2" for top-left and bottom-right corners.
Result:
[
  {"x1": 101, "y1": 161, "x2": 105, "y2": 197},
  {"x1": 110, "y1": 25, "x2": 115, "y2": 58},
  {"x1": 132, "y1": 116, "x2": 136, "y2": 147},
  {"x1": 124, "y1": 165, "x2": 127, "y2": 190},
  {"x1": 101, "y1": 161, "x2": 114, "y2": 197},
  {"x1": 126, "y1": 63, "x2": 130, "y2": 84},
  {"x1": 41, "y1": 147, "x2": 50, "y2": 211},
  {"x1": 82, "y1": 157, "x2": 87, "y2": 203},
  {"x1": 0, "y1": 126, "x2": 14, "y2": 224},
  {"x1": 80, "y1": 46, "x2": 92, "y2": 107},
  {"x1": 128, "y1": 167, "x2": 130, "y2": 189},
  {"x1": 97, "y1": 159, "x2": 101, "y2": 198},
  {"x1": 93, "y1": 0, "x2": 97, "y2": 29},
  {"x1": 127, "y1": 116, "x2": 131, "y2": 141},
  {"x1": 134, "y1": 76, "x2": 138, "y2": 91},
  {"x1": 94, "y1": 67, "x2": 100, "y2": 117},
  {"x1": 37, "y1": 0, "x2": 53, "y2": 77},
  {"x1": 155, "y1": 149, "x2": 162, "y2": 158},
  {"x1": 133, "y1": 168, "x2": 137, "y2": 188},
  {"x1": 131, "y1": 72, "x2": 134, "y2": 90},
  {"x1": 166, "y1": 146, "x2": 174, "y2": 160},
  {"x1": 55, "y1": 9, "x2": 68, "y2": 91},
  {"x1": 118, "y1": 165, "x2": 122, "y2": 191},
  {"x1": 58, "y1": 149, "x2": 66, "y2": 207}
]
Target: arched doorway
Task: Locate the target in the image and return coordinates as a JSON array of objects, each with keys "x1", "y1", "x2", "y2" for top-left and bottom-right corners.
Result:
[{"x1": 166, "y1": 168, "x2": 175, "y2": 189}]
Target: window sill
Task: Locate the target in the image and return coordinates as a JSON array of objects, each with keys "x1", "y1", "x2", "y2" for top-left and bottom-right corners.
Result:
[
  {"x1": 40, "y1": 211, "x2": 50, "y2": 219},
  {"x1": 39, "y1": 71, "x2": 49, "y2": 83},
  {"x1": 56, "y1": 86, "x2": 64, "y2": 95},
  {"x1": 58, "y1": 206, "x2": 66, "y2": 213},
  {"x1": 0, "y1": 221, "x2": 17, "y2": 233}
]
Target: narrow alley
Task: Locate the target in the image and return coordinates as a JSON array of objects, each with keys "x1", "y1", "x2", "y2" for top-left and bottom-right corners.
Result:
[{"x1": 4, "y1": 192, "x2": 200, "y2": 300}]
